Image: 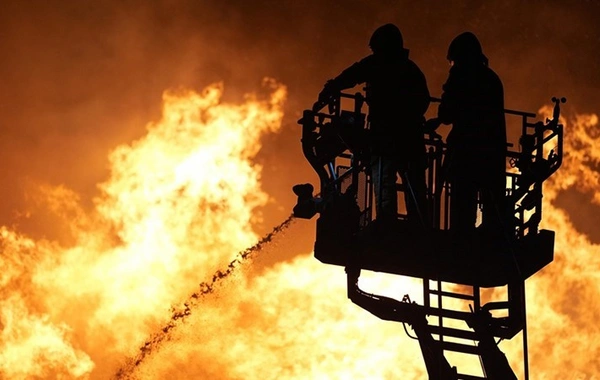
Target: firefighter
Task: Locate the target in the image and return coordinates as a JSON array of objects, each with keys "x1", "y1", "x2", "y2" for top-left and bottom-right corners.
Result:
[
  {"x1": 315, "y1": 23, "x2": 430, "y2": 229},
  {"x1": 427, "y1": 32, "x2": 508, "y2": 236}
]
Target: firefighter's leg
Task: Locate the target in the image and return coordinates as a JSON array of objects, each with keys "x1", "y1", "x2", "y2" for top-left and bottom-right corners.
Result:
[
  {"x1": 481, "y1": 157, "x2": 509, "y2": 234},
  {"x1": 450, "y1": 172, "x2": 478, "y2": 234},
  {"x1": 372, "y1": 155, "x2": 398, "y2": 221},
  {"x1": 400, "y1": 166, "x2": 429, "y2": 230}
]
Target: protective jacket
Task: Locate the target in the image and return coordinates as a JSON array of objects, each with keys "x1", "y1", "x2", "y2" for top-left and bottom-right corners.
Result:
[
  {"x1": 438, "y1": 62, "x2": 506, "y2": 156},
  {"x1": 324, "y1": 49, "x2": 430, "y2": 158},
  {"x1": 438, "y1": 57, "x2": 507, "y2": 232}
]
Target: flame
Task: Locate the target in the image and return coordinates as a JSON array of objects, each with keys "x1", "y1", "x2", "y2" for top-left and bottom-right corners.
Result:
[
  {"x1": 129, "y1": 254, "x2": 429, "y2": 379},
  {"x1": 0, "y1": 79, "x2": 286, "y2": 379},
  {"x1": 3, "y1": 76, "x2": 599, "y2": 379},
  {"x1": 519, "y1": 107, "x2": 600, "y2": 378}
]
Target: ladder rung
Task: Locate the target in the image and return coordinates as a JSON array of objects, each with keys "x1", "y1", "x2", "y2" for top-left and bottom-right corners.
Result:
[
  {"x1": 439, "y1": 341, "x2": 480, "y2": 355},
  {"x1": 426, "y1": 307, "x2": 472, "y2": 321},
  {"x1": 457, "y1": 373, "x2": 486, "y2": 380},
  {"x1": 429, "y1": 289, "x2": 476, "y2": 301},
  {"x1": 428, "y1": 325, "x2": 479, "y2": 341}
]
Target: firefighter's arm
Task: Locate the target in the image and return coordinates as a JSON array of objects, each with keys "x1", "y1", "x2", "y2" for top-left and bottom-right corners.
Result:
[
  {"x1": 315, "y1": 58, "x2": 370, "y2": 108},
  {"x1": 437, "y1": 69, "x2": 460, "y2": 125},
  {"x1": 330, "y1": 57, "x2": 370, "y2": 90}
]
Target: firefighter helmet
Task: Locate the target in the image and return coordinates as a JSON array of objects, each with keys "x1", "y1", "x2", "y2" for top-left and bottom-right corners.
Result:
[
  {"x1": 447, "y1": 32, "x2": 488, "y2": 65},
  {"x1": 369, "y1": 24, "x2": 404, "y2": 54}
]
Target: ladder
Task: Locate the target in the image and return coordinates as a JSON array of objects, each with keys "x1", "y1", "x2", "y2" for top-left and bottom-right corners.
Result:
[{"x1": 422, "y1": 278, "x2": 526, "y2": 379}]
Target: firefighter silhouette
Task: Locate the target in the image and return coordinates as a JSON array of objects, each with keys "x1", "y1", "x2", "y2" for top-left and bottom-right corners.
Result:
[
  {"x1": 428, "y1": 32, "x2": 508, "y2": 235},
  {"x1": 315, "y1": 24, "x2": 430, "y2": 229}
]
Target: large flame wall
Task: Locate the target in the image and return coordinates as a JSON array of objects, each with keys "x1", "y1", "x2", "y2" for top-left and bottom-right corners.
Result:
[{"x1": 1, "y1": 80, "x2": 287, "y2": 378}]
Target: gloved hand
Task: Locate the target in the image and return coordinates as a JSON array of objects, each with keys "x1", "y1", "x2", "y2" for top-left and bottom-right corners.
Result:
[{"x1": 312, "y1": 80, "x2": 337, "y2": 112}]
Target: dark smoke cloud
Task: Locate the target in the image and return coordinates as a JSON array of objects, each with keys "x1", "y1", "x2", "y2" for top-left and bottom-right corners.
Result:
[{"x1": 0, "y1": 0, "x2": 598, "y2": 240}]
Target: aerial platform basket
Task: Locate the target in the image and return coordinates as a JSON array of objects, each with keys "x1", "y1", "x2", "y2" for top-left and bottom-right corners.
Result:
[{"x1": 315, "y1": 221, "x2": 554, "y2": 288}]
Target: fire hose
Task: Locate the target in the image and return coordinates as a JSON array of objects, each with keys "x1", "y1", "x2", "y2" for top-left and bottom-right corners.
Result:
[{"x1": 114, "y1": 214, "x2": 295, "y2": 378}]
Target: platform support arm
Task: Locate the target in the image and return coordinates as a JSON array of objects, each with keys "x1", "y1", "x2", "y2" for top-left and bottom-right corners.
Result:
[
  {"x1": 466, "y1": 310, "x2": 518, "y2": 380},
  {"x1": 346, "y1": 268, "x2": 458, "y2": 380}
]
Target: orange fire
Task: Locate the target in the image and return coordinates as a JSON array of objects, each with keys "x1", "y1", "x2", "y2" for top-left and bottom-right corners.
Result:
[
  {"x1": 1, "y1": 77, "x2": 599, "y2": 379},
  {"x1": 0, "y1": 79, "x2": 286, "y2": 379},
  {"x1": 521, "y1": 107, "x2": 600, "y2": 378}
]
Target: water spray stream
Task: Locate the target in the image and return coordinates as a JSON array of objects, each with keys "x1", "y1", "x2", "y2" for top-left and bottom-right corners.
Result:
[{"x1": 114, "y1": 215, "x2": 295, "y2": 378}]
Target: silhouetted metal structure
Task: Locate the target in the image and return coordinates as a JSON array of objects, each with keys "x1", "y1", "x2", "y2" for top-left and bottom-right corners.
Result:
[{"x1": 293, "y1": 91, "x2": 565, "y2": 379}]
